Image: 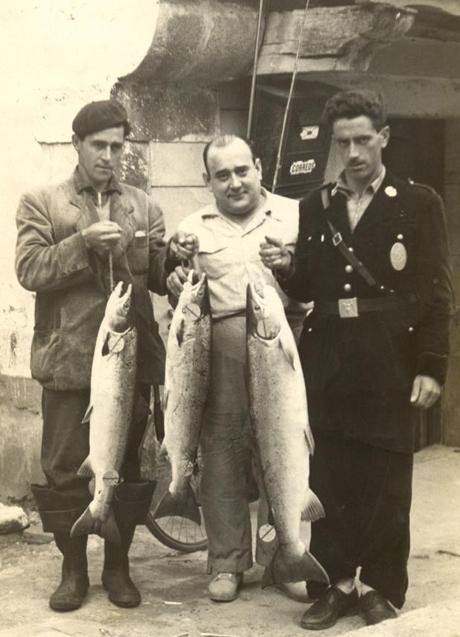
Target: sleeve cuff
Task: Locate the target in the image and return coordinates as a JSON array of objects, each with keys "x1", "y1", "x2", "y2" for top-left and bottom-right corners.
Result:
[
  {"x1": 416, "y1": 352, "x2": 449, "y2": 385},
  {"x1": 57, "y1": 232, "x2": 91, "y2": 275}
]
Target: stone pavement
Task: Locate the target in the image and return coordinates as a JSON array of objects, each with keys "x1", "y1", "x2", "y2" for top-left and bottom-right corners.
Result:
[{"x1": 0, "y1": 444, "x2": 459, "y2": 637}]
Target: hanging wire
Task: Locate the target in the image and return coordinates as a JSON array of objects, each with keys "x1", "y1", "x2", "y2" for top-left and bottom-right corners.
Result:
[
  {"x1": 271, "y1": 0, "x2": 311, "y2": 193},
  {"x1": 247, "y1": 0, "x2": 266, "y2": 139}
]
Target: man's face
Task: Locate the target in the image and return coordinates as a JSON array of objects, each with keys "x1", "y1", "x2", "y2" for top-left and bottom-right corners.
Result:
[
  {"x1": 204, "y1": 139, "x2": 262, "y2": 217},
  {"x1": 73, "y1": 126, "x2": 125, "y2": 189},
  {"x1": 332, "y1": 115, "x2": 389, "y2": 186}
]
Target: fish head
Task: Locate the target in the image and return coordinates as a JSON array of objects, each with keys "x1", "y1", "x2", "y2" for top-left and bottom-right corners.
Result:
[
  {"x1": 180, "y1": 271, "x2": 210, "y2": 321},
  {"x1": 246, "y1": 281, "x2": 282, "y2": 341},
  {"x1": 105, "y1": 281, "x2": 133, "y2": 332}
]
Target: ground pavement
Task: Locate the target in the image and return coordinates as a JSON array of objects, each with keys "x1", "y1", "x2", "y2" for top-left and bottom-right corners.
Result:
[{"x1": 0, "y1": 445, "x2": 459, "y2": 637}]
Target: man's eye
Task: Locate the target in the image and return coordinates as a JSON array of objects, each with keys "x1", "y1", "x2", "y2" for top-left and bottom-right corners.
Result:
[
  {"x1": 337, "y1": 140, "x2": 348, "y2": 148},
  {"x1": 236, "y1": 169, "x2": 248, "y2": 177},
  {"x1": 111, "y1": 144, "x2": 123, "y2": 153}
]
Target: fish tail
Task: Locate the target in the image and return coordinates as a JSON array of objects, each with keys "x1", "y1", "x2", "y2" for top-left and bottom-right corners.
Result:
[
  {"x1": 262, "y1": 545, "x2": 330, "y2": 588},
  {"x1": 154, "y1": 482, "x2": 201, "y2": 526},
  {"x1": 301, "y1": 488, "x2": 325, "y2": 522},
  {"x1": 70, "y1": 506, "x2": 121, "y2": 545}
]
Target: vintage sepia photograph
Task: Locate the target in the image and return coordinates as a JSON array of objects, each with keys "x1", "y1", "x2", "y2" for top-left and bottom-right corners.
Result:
[{"x1": 1, "y1": 1, "x2": 459, "y2": 636}]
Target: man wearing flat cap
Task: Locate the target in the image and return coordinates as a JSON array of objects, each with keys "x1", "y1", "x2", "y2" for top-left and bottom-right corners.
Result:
[{"x1": 15, "y1": 99, "x2": 184, "y2": 612}]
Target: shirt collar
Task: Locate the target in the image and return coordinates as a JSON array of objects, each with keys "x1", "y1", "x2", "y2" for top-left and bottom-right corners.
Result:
[
  {"x1": 201, "y1": 188, "x2": 280, "y2": 221},
  {"x1": 332, "y1": 165, "x2": 386, "y2": 198},
  {"x1": 73, "y1": 166, "x2": 123, "y2": 195}
]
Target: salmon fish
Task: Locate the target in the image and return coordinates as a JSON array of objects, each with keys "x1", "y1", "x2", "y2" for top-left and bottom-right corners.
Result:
[
  {"x1": 246, "y1": 281, "x2": 329, "y2": 587},
  {"x1": 154, "y1": 270, "x2": 211, "y2": 524},
  {"x1": 70, "y1": 281, "x2": 137, "y2": 544}
]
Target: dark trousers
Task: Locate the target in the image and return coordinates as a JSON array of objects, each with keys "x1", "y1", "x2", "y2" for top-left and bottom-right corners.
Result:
[
  {"x1": 308, "y1": 434, "x2": 413, "y2": 608},
  {"x1": 33, "y1": 385, "x2": 151, "y2": 532}
]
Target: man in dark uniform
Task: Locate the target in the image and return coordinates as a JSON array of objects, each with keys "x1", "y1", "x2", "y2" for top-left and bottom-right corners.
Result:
[
  {"x1": 262, "y1": 89, "x2": 454, "y2": 629},
  {"x1": 15, "y1": 100, "x2": 186, "y2": 612}
]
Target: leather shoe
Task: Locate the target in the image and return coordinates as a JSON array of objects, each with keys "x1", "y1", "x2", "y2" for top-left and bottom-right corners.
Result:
[
  {"x1": 359, "y1": 590, "x2": 397, "y2": 625},
  {"x1": 208, "y1": 572, "x2": 243, "y2": 602},
  {"x1": 300, "y1": 587, "x2": 358, "y2": 630}
]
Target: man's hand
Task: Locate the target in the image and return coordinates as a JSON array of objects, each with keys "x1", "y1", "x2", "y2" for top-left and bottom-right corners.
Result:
[
  {"x1": 410, "y1": 374, "x2": 441, "y2": 409},
  {"x1": 81, "y1": 221, "x2": 122, "y2": 257},
  {"x1": 259, "y1": 235, "x2": 292, "y2": 275},
  {"x1": 167, "y1": 265, "x2": 190, "y2": 298},
  {"x1": 169, "y1": 231, "x2": 199, "y2": 263}
]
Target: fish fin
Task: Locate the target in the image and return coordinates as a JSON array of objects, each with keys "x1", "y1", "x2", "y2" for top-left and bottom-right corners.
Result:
[
  {"x1": 70, "y1": 506, "x2": 121, "y2": 544},
  {"x1": 81, "y1": 404, "x2": 93, "y2": 424},
  {"x1": 264, "y1": 546, "x2": 330, "y2": 586},
  {"x1": 304, "y1": 426, "x2": 315, "y2": 455},
  {"x1": 279, "y1": 331, "x2": 297, "y2": 371},
  {"x1": 301, "y1": 489, "x2": 325, "y2": 522},
  {"x1": 77, "y1": 456, "x2": 93, "y2": 477},
  {"x1": 70, "y1": 506, "x2": 93, "y2": 538},
  {"x1": 99, "y1": 509, "x2": 122, "y2": 544},
  {"x1": 153, "y1": 483, "x2": 201, "y2": 526}
]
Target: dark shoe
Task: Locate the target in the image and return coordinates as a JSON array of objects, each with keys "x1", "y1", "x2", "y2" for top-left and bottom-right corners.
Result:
[
  {"x1": 50, "y1": 534, "x2": 89, "y2": 612},
  {"x1": 102, "y1": 563, "x2": 141, "y2": 608},
  {"x1": 100, "y1": 481, "x2": 155, "y2": 608},
  {"x1": 359, "y1": 590, "x2": 397, "y2": 625},
  {"x1": 300, "y1": 587, "x2": 358, "y2": 630}
]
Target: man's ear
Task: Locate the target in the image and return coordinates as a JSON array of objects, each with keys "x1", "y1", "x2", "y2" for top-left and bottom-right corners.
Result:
[
  {"x1": 72, "y1": 133, "x2": 81, "y2": 152},
  {"x1": 380, "y1": 125, "x2": 390, "y2": 149},
  {"x1": 255, "y1": 157, "x2": 263, "y2": 180},
  {"x1": 202, "y1": 172, "x2": 212, "y2": 191}
]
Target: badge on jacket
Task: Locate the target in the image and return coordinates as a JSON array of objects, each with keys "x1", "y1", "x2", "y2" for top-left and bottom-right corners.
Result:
[{"x1": 390, "y1": 242, "x2": 407, "y2": 271}]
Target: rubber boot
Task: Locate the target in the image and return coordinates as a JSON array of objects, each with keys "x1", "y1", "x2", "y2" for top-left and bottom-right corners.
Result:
[
  {"x1": 50, "y1": 533, "x2": 89, "y2": 612},
  {"x1": 101, "y1": 480, "x2": 155, "y2": 608}
]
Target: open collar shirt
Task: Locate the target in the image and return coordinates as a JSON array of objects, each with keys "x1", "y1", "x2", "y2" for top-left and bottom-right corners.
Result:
[
  {"x1": 179, "y1": 189, "x2": 299, "y2": 319},
  {"x1": 332, "y1": 166, "x2": 386, "y2": 232}
]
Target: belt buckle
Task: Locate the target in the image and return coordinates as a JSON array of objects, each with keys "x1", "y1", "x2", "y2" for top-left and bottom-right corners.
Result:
[{"x1": 338, "y1": 297, "x2": 359, "y2": 318}]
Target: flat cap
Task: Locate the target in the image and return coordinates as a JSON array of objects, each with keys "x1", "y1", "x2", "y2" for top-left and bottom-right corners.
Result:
[{"x1": 72, "y1": 99, "x2": 131, "y2": 139}]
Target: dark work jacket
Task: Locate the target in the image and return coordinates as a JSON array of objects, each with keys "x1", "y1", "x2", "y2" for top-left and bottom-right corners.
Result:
[
  {"x1": 15, "y1": 169, "x2": 169, "y2": 391},
  {"x1": 282, "y1": 172, "x2": 454, "y2": 453}
]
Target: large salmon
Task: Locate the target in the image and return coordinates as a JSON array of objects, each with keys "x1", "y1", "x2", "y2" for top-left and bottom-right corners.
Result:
[
  {"x1": 154, "y1": 270, "x2": 211, "y2": 524},
  {"x1": 70, "y1": 281, "x2": 137, "y2": 544},
  {"x1": 246, "y1": 281, "x2": 329, "y2": 587}
]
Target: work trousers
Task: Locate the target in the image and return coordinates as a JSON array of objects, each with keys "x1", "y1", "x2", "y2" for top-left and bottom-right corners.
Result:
[
  {"x1": 308, "y1": 434, "x2": 413, "y2": 608},
  {"x1": 200, "y1": 316, "x2": 272, "y2": 574},
  {"x1": 33, "y1": 384, "x2": 151, "y2": 533}
]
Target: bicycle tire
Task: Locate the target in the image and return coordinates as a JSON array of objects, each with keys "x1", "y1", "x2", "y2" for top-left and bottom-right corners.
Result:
[{"x1": 146, "y1": 509, "x2": 208, "y2": 553}]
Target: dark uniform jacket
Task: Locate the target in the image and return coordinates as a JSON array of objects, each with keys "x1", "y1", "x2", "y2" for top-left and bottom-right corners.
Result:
[
  {"x1": 15, "y1": 169, "x2": 169, "y2": 391},
  {"x1": 283, "y1": 171, "x2": 454, "y2": 453}
]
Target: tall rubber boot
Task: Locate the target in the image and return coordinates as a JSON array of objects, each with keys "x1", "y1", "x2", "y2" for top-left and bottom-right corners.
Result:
[
  {"x1": 50, "y1": 533, "x2": 89, "y2": 612},
  {"x1": 101, "y1": 480, "x2": 155, "y2": 608}
]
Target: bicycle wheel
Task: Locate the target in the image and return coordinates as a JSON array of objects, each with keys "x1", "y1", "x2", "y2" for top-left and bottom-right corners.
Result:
[{"x1": 146, "y1": 462, "x2": 208, "y2": 553}]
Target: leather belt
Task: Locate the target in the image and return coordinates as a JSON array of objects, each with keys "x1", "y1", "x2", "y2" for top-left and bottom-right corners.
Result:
[{"x1": 314, "y1": 295, "x2": 416, "y2": 319}]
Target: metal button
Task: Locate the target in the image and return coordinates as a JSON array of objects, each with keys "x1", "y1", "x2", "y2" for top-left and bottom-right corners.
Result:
[
  {"x1": 345, "y1": 264, "x2": 353, "y2": 273},
  {"x1": 348, "y1": 247, "x2": 354, "y2": 253},
  {"x1": 408, "y1": 326, "x2": 414, "y2": 332},
  {"x1": 308, "y1": 327, "x2": 313, "y2": 333},
  {"x1": 344, "y1": 283, "x2": 352, "y2": 293},
  {"x1": 397, "y1": 234, "x2": 404, "y2": 240}
]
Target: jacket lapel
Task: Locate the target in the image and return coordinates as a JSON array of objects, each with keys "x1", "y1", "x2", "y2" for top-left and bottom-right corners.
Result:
[{"x1": 109, "y1": 191, "x2": 135, "y2": 253}]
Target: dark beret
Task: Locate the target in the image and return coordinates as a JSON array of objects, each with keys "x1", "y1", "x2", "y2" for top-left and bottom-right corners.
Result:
[{"x1": 72, "y1": 99, "x2": 131, "y2": 139}]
